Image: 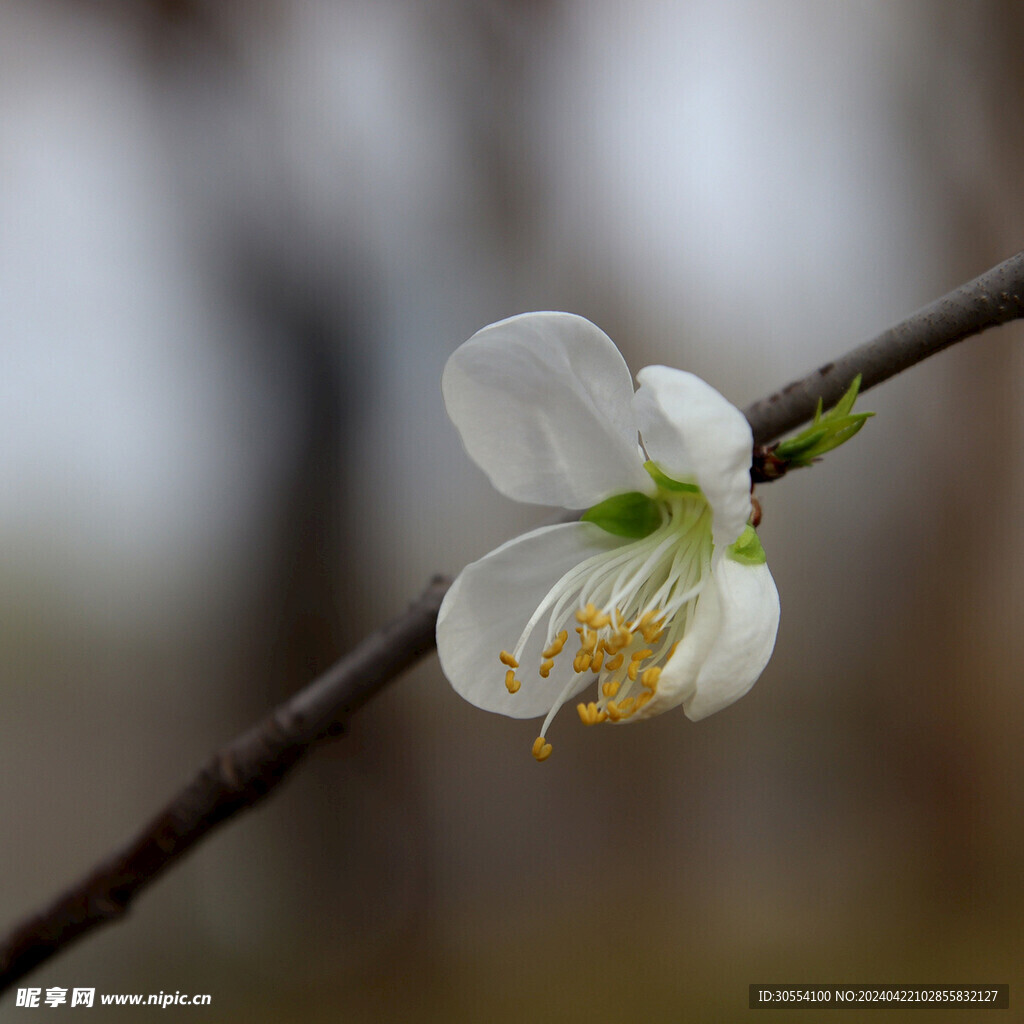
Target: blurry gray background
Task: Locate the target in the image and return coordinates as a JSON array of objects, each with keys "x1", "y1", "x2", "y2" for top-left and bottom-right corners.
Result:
[{"x1": 1, "y1": 1, "x2": 1022, "y2": 1021}]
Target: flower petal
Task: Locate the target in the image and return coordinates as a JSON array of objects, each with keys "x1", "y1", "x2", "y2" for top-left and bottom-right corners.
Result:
[
  {"x1": 682, "y1": 558, "x2": 780, "y2": 721},
  {"x1": 442, "y1": 312, "x2": 654, "y2": 508},
  {"x1": 633, "y1": 366, "x2": 753, "y2": 549},
  {"x1": 437, "y1": 522, "x2": 626, "y2": 718}
]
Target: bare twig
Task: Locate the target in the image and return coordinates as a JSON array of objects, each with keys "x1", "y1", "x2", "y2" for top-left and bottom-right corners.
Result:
[
  {"x1": 744, "y1": 249, "x2": 1024, "y2": 444},
  {"x1": 3, "y1": 250, "x2": 1024, "y2": 994},
  {"x1": 0, "y1": 577, "x2": 449, "y2": 993}
]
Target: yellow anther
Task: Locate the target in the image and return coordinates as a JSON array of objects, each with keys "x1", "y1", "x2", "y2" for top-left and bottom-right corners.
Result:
[
  {"x1": 539, "y1": 658, "x2": 555, "y2": 678},
  {"x1": 531, "y1": 736, "x2": 553, "y2": 762},
  {"x1": 636, "y1": 611, "x2": 665, "y2": 642},
  {"x1": 604, "y1": 631, "x2": 628, "y2": 655},
  {"x1": 573, "y1": 652, "x2": 592, "y2": 673},
  {"x1": 577, "y1": 702, "x2": 603, "y2": 725},
  {"x1": 542, "y1": 631, "x2": 568, "y2": 659},
  {"x1": 627, "y1": 661, "x2": 639, "y2": 682},
  {"x1": 630, "y1": 648, "x2": 654, "y2": 662},
  {"x1": 499, "y1": 650, "x2": 519, "y2": 668},
  {"x1": 576, "y1": 701, "x2": 607, "y2": 725},
  {"x1": 636, "y1": 691, "x2": 653, "y2": 710},
  {"x1": 590, "y1": 611, "x2": 611, "y2": 629},
  {"x1": 607, "y1": 698, "x2": 635, "y2": 722},
  {"x1": 641, "y1": 666, "x2": 661, "y2": 690},
  {"x1": 580, "y1": 629, "x2": 598, "y2": 655},
  {"x1": 505, "y1": 669, "x2": 521, "y2": 694},
  {"x1": 575, "y1": 603, "x2": 598, "y2": 624},
  {"x1": 604, "y1": 652, "x2": 624, "y2": 672},
  {"x1": 590, "y1": 647, "x2": 605, "y2": 672},
  {"x1": 602, "y1": 679, "x2": 620, "y2": 698}
]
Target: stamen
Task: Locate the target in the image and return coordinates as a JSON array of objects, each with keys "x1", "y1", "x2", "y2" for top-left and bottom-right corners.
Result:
[
  {"x1": 542, "y1": 631, "x2": 568, "y2": 659},
  {"x1": 575, "y1": 603, "x2": 597, "y2": 624},
  {"x1": 641, "y1": 666, "x2": 661, "y2": 690},
  {"x1": 606, "y1": 700, "x2": 631, "y2": 722},
  {"x1": 576, "y1": 701, "x2": 606, "y2": 726},
  {"x1": 506, "y1": 491, "x2": 714, "y2": 759},
  {"x1": 537, "y1": 672, "x2": 584, "y2": 741}
]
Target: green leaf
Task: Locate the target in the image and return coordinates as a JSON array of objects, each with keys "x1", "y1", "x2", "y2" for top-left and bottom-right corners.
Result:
[
  {"x1": 727, "y1": 524, "x2": 767, "y2": 565},
  {"x1": 771, "y1": 375, "x2": 873, "y2": 469},
  {"x1": 643, "y1": 461, "x2": 700, "y2": 493},
  {"x1": 824, "y1": 374, "x2": 862, "y2": 421},
  {"x1": 775, "y1": 427, "x2": 828, "y2": 460},
  {"x1": 582, "y1": 491, "x2": 662, "y2": 539}
]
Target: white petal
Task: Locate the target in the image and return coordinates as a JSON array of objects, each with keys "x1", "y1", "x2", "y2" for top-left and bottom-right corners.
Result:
[
  {"x1": 633, "y1": 366, "x2": 753, "y2": 549},
  {"x1": 436, "y1": 522, "x2": 625, "y2": 719},
  {"x1": 442, "y1": 312, "x2": 654, "y2": 508},
  {"x1": 682, "y1": 558, "x2": 780, "y2": 721}
]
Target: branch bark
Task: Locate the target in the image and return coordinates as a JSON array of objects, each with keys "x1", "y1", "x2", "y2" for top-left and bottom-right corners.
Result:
[
  {"x1": 0, "y1": 577, "x2": 449, "y2": 993},
  {"x1": 743, "y1": 249, "x2": 1024, "y2": 443},
  {"x1": 2, "y1": 249, "x2": 1024, "y2": 995}
]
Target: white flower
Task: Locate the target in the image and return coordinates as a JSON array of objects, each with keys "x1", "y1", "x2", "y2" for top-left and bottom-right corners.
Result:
[{"x1": 437, "y1": 312, "x2": 780, "y2": 761}]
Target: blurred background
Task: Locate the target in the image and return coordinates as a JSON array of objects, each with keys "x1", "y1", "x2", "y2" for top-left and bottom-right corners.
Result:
[{"x1": 2, "y1": 1, "x2": 1023, "y2": 1020}]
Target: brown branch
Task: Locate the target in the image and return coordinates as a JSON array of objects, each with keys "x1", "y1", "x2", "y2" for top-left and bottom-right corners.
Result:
[
  {"x1": 3, "y1": 250, "x2": 1024, "y2": 994},
  {"x1": 0, "y1": 576, "x2": 449, "y2": 993},
  {"x1": 744, "y1": 249, "x2": 1024, "y2": 445}
]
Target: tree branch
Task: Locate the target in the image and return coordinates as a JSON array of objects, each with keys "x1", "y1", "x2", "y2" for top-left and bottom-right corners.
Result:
[
  {"x1": 744, "y1": 249, "x2": 1024, "y2": 444},
  {"x1": 3, "y1": 249, "x2": 1024, "y2": 995},
  {"x1": 0, "y1": 577, "x2": 449, "y2": 993}
]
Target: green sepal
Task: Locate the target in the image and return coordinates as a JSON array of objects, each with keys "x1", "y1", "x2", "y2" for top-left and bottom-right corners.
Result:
[
  {"x1": 774, "y1": 374, "x2": 874, "y2": 467},
  {"x1": 727, "y1": 524, "x2": 767, "y2": 565},
  {"x1": 582, "y1": 491, "x2": 662, "y2": 539},
  {"x1": 643, "y1": 461, "x2": 700, "y2": 494}
]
